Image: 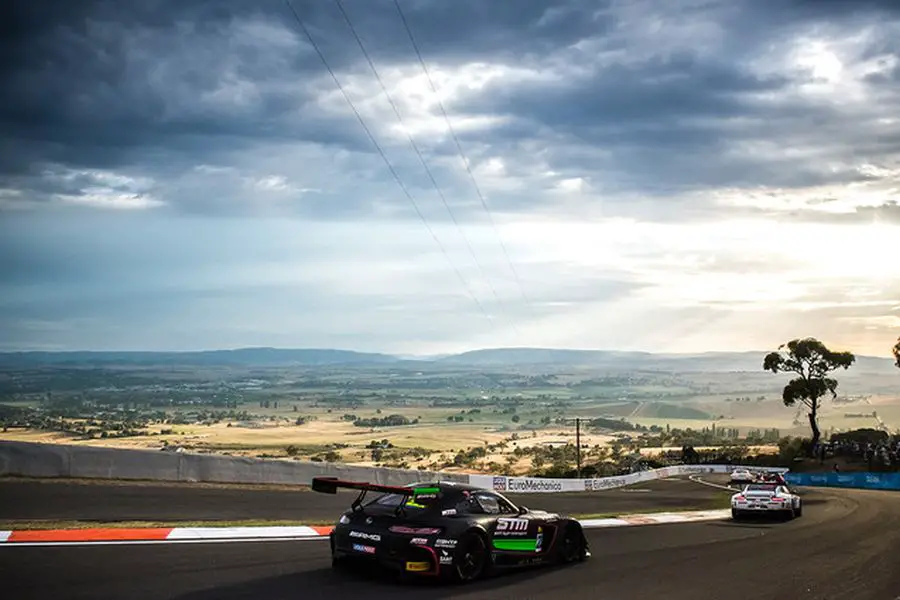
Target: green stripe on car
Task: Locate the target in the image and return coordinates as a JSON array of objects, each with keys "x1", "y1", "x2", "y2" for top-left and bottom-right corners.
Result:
[{"x1": 492, "y1": 538, "x2": 537, "y2": 551}]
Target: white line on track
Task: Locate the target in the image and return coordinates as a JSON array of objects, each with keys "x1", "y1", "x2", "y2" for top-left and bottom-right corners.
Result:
[{"x1": 688, "y1": 475, "x2": 738, "y2": 492}]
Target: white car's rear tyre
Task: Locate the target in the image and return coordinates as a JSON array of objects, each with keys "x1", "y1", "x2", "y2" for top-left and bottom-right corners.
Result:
[{"x1": 731, "y1": 508, "x2": 743, "y2": 520}]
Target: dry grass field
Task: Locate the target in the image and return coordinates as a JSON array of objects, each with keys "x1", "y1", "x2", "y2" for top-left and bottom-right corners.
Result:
[{"x1": 2, "y1": 355, "x2": 897, "y2": 475}]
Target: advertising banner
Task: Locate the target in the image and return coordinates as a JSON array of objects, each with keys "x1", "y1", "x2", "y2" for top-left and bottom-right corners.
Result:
[
  {"x1": 785, "y1": 471, "x2": 900, "y2": 491},
  {"x1": 468, "y1": 464, "x2": 788, "y2": 493}
]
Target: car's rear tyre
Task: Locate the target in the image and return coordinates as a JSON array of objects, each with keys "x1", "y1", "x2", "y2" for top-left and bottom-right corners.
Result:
[
  {"x1": 795, "y1": 502, "x2": 803, "y2": 517},
  {"x1": 559, "y1": 523, "x2": 587, "y2": 564},
  {"x1": 453, "y1": 531, "x2": 490, "y2": 583},
  {"x1": 731, "y1": 508, "x2": 743, "y2": 520},
  {"x1": 329, "y1": 536, "x2": 348, "y2": 569}
]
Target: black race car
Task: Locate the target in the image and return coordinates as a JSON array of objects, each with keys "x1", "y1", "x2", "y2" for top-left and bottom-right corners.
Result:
[{"x1": 312, "y1": 477, "x2": 590, "y2": 583}]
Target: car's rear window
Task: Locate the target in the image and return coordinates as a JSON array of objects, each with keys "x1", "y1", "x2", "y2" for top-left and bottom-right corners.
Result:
[
  {"x1": 366, "y1": 485, "x2": 443, "y2": 512},
  {"x1": 745, "y1": 484, "x2": 777, "y2": 491}
]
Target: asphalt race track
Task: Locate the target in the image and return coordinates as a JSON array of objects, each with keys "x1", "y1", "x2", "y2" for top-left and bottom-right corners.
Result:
[
  {"x1": 2, "y1": 485, "x2": 900, "y2": 600},
  {"x1": 0, "y1": 476, "x2": 725, "y2": 523}
]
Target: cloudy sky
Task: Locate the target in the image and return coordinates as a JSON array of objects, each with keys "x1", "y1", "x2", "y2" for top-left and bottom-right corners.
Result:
[{"x1": 2, "y1": 0, "x2": 899, "y2": 356}]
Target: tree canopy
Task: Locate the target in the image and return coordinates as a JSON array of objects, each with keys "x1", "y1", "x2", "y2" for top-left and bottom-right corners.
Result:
[{"x1": 763, "y1": 337, "x2": 855, "y2": 453}]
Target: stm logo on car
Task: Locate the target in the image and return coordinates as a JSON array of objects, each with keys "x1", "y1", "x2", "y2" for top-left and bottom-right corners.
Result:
[{"x1": 496, "y1": 518, "x2": 529, "y2": 534}]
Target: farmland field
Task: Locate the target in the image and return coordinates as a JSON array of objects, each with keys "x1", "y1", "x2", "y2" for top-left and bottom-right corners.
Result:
[{"x1": 1, "y1": 348, "x2": 897, "y2": 474}]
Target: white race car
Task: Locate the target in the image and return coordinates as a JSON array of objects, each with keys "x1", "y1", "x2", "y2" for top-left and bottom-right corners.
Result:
[
  {"x1": 729, "y1": 468, "x2": 756, "y2": 485},
  {"x1": 731, "y1": 483, "x2": 802, "y2": 520}
]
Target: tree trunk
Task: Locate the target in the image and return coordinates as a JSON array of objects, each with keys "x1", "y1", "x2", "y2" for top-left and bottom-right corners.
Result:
[{"x1": 807, "y1": 409, "x2": 821, "y2": 457}]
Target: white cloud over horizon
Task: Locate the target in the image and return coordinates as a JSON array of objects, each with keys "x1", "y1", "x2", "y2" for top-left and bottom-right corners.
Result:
[{"x1": 1, "y1": 0, "x2": 899, "y2": 357}]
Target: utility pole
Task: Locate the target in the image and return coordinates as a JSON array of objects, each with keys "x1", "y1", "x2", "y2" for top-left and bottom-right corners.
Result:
[{"x1": 575, "y1": 417, "x2": 581, "y2": 478}]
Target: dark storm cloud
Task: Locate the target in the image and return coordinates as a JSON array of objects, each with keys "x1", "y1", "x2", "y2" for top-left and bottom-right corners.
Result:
[
  {"x1": 2, "y1": 0, "x2": 900, "y2": 218},
  {"x1": 449, "y1": 7, "x2": 900, "y2": 198}
]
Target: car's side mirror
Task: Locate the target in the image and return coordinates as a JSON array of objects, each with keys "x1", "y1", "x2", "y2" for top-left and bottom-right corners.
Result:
[{"x1": 518, "y1": 505, "x2": 529, "y2": 514}]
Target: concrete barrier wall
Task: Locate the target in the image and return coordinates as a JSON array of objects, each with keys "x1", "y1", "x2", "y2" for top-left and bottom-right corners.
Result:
[
  {"x1": 0, "y1": 441, "x2": 467, "y2": 487},
  {"x1": 0, "y1": 441, "x2": 788, "y2": 491}
]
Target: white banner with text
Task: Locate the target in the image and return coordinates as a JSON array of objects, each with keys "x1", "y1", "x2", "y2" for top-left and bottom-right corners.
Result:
[{"x1": 468, "y1": 464, "x2": 789, "y2": 493}]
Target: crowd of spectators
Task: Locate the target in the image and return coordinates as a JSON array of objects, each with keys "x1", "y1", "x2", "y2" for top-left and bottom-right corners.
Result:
[{"x1": 818, "y1": 432, "x2": 900, "y2": 472}]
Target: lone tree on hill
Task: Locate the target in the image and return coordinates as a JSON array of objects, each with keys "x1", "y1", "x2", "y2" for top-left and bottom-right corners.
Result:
[
  {"x1": 763, "y1": 338, "x2": 855, "y2": 454},
  {"x1": 892, "y1": 337, "x2": 900, "y2": 369}
]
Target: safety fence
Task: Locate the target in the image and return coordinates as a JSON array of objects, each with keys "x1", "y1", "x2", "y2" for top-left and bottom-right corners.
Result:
[
  {"x1": 1, "y1": 440, "x2": 789, "y2": 492},
  {"x1": 785, "y1": 471, "x2": 900, "y2": 491}
]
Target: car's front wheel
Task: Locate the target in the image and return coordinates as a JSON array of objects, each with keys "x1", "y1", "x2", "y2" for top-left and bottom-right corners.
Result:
[
  {"x1": 559, "y1": 523, "x2": 587, "y2": 563},
  {"x1": 453, "y1": 532, "x2": 490, "y2": 583}
]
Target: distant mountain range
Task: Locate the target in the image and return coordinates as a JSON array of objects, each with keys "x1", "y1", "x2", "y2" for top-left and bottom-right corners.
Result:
[{"x1": 0, "y1": 347, "x2": 896, "y2": 373}]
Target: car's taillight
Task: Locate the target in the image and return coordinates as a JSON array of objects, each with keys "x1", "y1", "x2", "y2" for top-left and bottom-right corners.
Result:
[
  {"x1": 771, "y1": 497, "x2": 785, "y2": 502},
  {"x1": 734, "y1": 495, "x2": 745, "y2": 501}
]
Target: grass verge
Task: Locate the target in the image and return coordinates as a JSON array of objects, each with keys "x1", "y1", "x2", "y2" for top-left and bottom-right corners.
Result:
[{"x1": 573, "y1": 496, "x2": 731, "y2": 520}]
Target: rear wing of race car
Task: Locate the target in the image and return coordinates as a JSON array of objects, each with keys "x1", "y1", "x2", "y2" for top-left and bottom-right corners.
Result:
[
  {"x1": 311, "y1": 477, "x2": 439, "y2": 515},
  {"x1": 312, "y1": 477, "x2": 413, "y2": 496}
]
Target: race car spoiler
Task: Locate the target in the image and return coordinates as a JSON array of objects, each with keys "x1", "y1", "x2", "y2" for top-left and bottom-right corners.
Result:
[
  {"x1": 312, "y1": 477, "x2": 440, "y2": 515},
  {"x1": 311, "y1": 477, "x2": 414, "y2": 496}
]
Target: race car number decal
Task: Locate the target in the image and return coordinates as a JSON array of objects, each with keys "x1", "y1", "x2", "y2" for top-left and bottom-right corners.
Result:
[{"x1": 495, "y1": 518, "x2": 529, "y2": 536}]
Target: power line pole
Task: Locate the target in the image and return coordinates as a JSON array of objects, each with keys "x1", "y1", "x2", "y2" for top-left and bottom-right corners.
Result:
[{"x1": 576, "y1": 417, "x2": 581, "y2": 478}]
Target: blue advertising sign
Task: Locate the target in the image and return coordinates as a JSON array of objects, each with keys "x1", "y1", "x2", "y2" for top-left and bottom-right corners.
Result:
[{"x1": 785, "y1": 471, "x2": 900, "y2": 491}]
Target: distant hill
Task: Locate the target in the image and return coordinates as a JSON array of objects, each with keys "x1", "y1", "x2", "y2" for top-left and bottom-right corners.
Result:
[
  {"x1": 436, "y1": 348, "x2": 897, "y2": 373},
  {"x1": 0, "y1": 346, "x2": 894, "y2": 373},
  {"x1": 437, "y1": 348, "x2": 654, "y2": 367},
  {"x1": 0, "y1": 348, "x2": 400, "y2": 368}
]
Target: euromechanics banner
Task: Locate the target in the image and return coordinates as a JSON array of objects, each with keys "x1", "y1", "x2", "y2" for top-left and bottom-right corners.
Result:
[
  {"x1": 471, "y1": 475, "x2": 583, "y2": 493},
  {"x1": 468, "y1": 464, "x2": 790, "y2": 493}
]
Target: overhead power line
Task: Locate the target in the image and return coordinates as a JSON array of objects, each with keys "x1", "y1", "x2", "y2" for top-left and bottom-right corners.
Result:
[
  {"x1": 332, "y1": 0, "x2": 518, "y2": 338},
  {"x1": 283, "y1": 0, "x2": 494, "y2": 328},
  {"x1": 392, "y1": 0, "x2": 536, "y2": 318}
]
